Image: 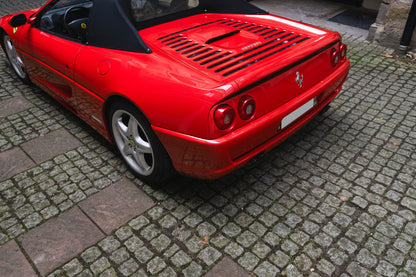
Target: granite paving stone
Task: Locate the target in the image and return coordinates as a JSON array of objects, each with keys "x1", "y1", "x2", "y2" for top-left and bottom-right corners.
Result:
[
  {"x1": 109, "y1": 247, "x2": 130, "y2": 264},
  {"x1": 62, "y1": 258, "x2": 83, "y2": 276},
  {"x1": 81, "y1": 246, "x2": 102, "y2": 264},
  {"x1": 346, "y1": 262, "x2": 370, "y2": 276},
  {"x1": 238, "y1": 252, "x2": 260, "y2": 271},
  {"x1": 171, "y1": 250, "x2": 192, "y2": 267},
  {"x1": 183, "y1": 261, "x2": 202, "y2": 277},
  {"x1": 98, "y1": 236, "x2": 121, "y2": 253},
  {"x1": 253, "y1": 261, "x2": 280, "y2": 277},
  {"x1": 224, "y1": 242, "x2": 244, "y2": 258},
  {"x1": 197, "y1": 246, "x2": 222, "y2": 266},
  {"x1": 404, "y1": 260, "x2": 416, "y2": 275},
  {"x1": 90, "y1": 257, "x2": 111, "y2": 275}
]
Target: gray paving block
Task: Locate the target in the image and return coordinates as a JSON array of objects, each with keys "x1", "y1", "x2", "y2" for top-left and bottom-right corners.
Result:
[
  {"x1": 19, "y1": 206, "x2": 104, "y2": 276},
  {"x1": 0, "y1": 240, "x2": 37, "y2": 277},
  {"x1": 0, "y1": 96, "x2": 33, "y2": 118},
  {"x1": 204, "y1": 257, "x2": 250, "y2": 277},
  {"x1": 0, "y1": 147, "x2": 34, "y2": 181},
  {"x1": 79, "y1": 178, "x2": 154, "y2": 234},
  {"x1": 21, "y1": 128, "x2": 82, "y2": 163}
]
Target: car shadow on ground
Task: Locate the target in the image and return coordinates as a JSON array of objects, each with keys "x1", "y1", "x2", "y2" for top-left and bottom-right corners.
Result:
[{"x1": 156, "y1": 106, "x2": 345, "y2": 206}]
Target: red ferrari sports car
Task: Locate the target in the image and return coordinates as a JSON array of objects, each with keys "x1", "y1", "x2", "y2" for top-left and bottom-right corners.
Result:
[{"x1": 0, "y1": 0, "x2": 349, "y2": 184}]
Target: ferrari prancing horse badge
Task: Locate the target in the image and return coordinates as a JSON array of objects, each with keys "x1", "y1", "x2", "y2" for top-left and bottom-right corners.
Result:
[{"x1": 296, "y1": 72, "x2": 304, "y2": 88}]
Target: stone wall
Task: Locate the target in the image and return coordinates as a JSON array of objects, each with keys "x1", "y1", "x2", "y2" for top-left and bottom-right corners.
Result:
[{"x1": 368, "y1": 0, "x2": 416, "y2": 50}]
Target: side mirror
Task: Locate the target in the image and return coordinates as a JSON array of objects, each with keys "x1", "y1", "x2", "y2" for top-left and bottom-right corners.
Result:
[{"x1": 10, "y1": 14, "x2": 27, "y2": 27}]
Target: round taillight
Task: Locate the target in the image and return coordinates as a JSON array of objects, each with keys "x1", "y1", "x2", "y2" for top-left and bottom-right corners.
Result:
[
  {"x1": 214, "y1": 104, "x2": 235, "y2": 130},
  {"x1": 238, "y1": 95, "x2": 256, "y2": 120},
  {"x1": 331, "y1": 48, "x2": 339, "y2": 67},
  {"x1": 340, "y1": 44, "x2": 347, "y2": 61}
]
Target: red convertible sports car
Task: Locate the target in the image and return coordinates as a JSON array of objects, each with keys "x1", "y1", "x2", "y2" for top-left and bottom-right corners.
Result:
[{"x1": 0, "y1": 0, "x2": 349, "y2": 184}]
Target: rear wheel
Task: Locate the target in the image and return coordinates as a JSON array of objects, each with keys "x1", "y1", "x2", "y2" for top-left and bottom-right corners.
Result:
[
  {"x1": 108, "y1": 100, "x2": 175, "y2": 185},
  {"x1": 3, "y1": 34, "x2": 30, "y2": 84}
]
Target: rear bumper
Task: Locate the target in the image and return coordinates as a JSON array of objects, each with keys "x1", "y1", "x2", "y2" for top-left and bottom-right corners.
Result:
[{"x1": 154, "y1": 60, "x2": 350, "y2": 179}]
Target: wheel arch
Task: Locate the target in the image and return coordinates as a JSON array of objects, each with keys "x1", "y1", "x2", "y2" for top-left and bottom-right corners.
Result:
[{"x1": 104, "y1": 94, "x2": 153, "y2": 131}]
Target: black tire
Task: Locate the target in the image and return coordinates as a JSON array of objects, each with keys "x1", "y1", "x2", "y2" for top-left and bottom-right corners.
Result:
[
  {"x1": 108, "y1": 100, "x2": 175, "y2": 185},
  {"x1": 2, "y1": 34, "x2": 31, "y2": 84}
]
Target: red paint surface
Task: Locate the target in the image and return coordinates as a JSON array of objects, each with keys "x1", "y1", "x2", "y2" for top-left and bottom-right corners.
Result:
[{"x1": 1, "y1": 3, "x2": 349, "y2": 179}]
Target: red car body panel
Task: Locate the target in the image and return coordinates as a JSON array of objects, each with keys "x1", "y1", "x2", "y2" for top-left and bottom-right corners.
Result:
[
  {"x1": 154, "y1": 61, "x2": 349, "y2": 179},
  {"x1": 0, "y1": 0, "x2": 350, "y2": 179}
]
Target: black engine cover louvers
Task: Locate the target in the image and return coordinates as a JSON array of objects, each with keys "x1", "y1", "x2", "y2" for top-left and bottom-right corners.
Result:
[{"x1": 157, "y1": 18, "x2": 310, "y2": 77}]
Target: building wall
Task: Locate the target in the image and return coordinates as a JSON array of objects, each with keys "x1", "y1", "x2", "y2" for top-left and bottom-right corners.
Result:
[{"x1": 368, "y1": 0, "x2": 416, "y2": 50}]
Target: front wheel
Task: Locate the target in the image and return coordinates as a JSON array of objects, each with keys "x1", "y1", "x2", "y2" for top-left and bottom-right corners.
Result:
[
  {"x1": 108, "y1": 101, "x2": 175, "y2": 185},
  {"x1": 3, "y1": 34, "x2": 30, "y2": 84}
]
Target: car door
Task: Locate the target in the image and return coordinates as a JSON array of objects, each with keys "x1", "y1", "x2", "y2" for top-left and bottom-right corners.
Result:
[{"x1": 17, "y1": 0, "x2": 93, "y2": 107}]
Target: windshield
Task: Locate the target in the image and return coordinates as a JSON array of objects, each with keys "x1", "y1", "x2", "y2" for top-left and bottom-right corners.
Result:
[
  {"x1": 130, "y1": 0, "x2": 199, "y2": 22},
  {"x1": 53, "y1": 0, "x2": 92, "y2": 9}
]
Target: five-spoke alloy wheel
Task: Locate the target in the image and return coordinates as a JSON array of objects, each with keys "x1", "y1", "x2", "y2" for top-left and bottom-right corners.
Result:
[
  {"x1": 109, "y1": 101, "x2": 174, "y2": 184},
  {"x1": 3, "y1": 34, "x2": 30, "y2": 83},
  {"x1": 112, "y1": 109, "x2": 154, "y2": 176}
]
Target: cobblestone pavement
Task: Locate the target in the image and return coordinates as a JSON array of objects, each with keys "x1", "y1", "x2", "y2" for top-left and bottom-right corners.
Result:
[{"x1": 1, "y1": 1, "x2": 416, "y2": 277}]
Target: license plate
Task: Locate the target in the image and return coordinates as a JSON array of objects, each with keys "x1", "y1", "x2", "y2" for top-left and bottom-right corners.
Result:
[{"x1": 281, "y1": 98, "x2": 316, "y2": 130}]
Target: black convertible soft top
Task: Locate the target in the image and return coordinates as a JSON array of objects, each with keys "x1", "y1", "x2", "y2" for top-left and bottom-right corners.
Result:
[{"x1": 87, "y1": 0, "x2": 267, "y2": 53}]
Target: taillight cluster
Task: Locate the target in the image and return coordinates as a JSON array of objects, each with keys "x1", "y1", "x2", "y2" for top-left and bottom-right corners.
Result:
[
  {"x1": 340, "y1": 44, "x2": 347, "y2": 61},
  {"x1": 330, "y1": 43, "x2": 347, "y2": 67},
  {"x1": 238, "y1": 95, "x2": 256, "y2": 120},
  {"x1": 214, "y1": 95, "x2": 256, "y2": 131},
  {"x1": 214, "y1": 105, "x2": 235, "y2": 130}
]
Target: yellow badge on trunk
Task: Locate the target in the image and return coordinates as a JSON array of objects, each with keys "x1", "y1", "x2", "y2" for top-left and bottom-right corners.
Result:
[
  {"x1": 81, "y1": 23, "x2": 87, "y2": 29},
  {"x1": 13, "y1": 27, "x2": 18, "y2": 34}
]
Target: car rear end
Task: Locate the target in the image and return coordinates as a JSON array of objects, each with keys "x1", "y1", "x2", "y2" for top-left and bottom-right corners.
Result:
[{"x1": 140, "y1": 13, "x2": 350, "y2": 179}]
